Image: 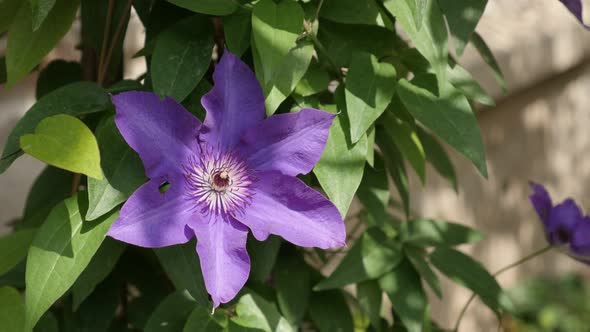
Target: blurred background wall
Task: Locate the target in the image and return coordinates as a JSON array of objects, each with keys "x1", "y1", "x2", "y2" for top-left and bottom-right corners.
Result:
[{"x1": 1, "y1": 0, "x2": 590, "y2": 330}]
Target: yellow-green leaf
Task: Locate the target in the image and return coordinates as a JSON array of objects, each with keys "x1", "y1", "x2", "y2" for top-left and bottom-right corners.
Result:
[{"x1": 20, "y1": 114, "x2": 103, "y2": 179}]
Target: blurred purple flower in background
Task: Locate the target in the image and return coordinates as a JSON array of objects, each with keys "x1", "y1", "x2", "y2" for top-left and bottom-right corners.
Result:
[
  {"x1": 559, "y1": 0, "x2": 590, "y2": 28},
  {"x1": 106, "y1": 50, "x2": 346, "y2": 308},
  {"x1": 529, "y1": 182, "x2": 590, "y2": 263}
]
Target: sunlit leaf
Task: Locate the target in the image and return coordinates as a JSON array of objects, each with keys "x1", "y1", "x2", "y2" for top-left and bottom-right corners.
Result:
[
  {"x1": 0, "y1": 82, "x2": 110, "y2": 174},
  {"x1": 20, "y1": 114, "x2": 103, "y2": 179},
  {"x1": 345, "y1": 52, "x2": 396, "y2": 144},
  {"x1": 314, "y1": 104, "x2": 367, "y2": 217}
]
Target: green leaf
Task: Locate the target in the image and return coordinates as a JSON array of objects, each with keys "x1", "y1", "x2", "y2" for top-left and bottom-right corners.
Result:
[
  {"x1": 317, "y1": 20, "x2": 397, "y2": 68},
  {"x1": 404, "y1": 246, "x2": 442, "y2": 298},
  {"x1": 314, "y1": 108, "x2": 367, "y2": 217},
  {"x1": 19, "y1": 167, "x2": 71, "y2": 230},
  {"x1": 222, "y1": 8, "x2": 251, "y2": 57},
  {"x1": 251, "y1": 0, "x2": 303, "y2": 85},
  {"x1": 231, "y1": 292, "x2": 294, "y2": 332},
  {"x1": 183, "y1": 79, "x2": 213, "y2": 122},
  {"x1": 29, "y1": 0, "x2": 56, "y2": 30},
  {"x1": 273, "y1": 252, "x2": 310, "y2": 325},
  {"x1": 71, "y1": 238, "x2": 125, "y2": 310},
  {"x1": 0, "y1": 229, "x2": 36, "y2": 276},
  {"x1": 86, "y1": 116, "x2": 145, "y2": 220},
  {"x1": 412, "y1": 0, "x2": 428, "y2": 30},
  {"x1": 381, "y1": 111, "x2": 426, "y2": 183},
  {"x1": 74, "y1": 274, "x2": 120, "y2": 332},
  {"x1": 145, "y1": 291, "x2": 196, "y2": 332},
  {"x1": 470, "y1": 32, "x2": 507, "y2": 94},
  {"x1": 430, "y1": 247, "x2": 514, "y2": 314},
  {"x1": 20, "y1": 114, "x2": 103, "y2": 179},
  {"x1": 153, "y1": 240, "x2": 209, "y2": 306},
  {"x1": 345, "y1": 52, "x2": 396, "y2": 144},
  {"x1": 166, "y1": 0, "x2": 238, "y2": 15},
  {"x1": 248, "y1": 235, "x2": 281, "y2": 282},
  {"x1": 448, "y1": 62, "x2": 494, "y2": 106},
  {"x1": 357, "y1": 280, "x2": 383, "y2": 332},
  {"x1": 151, "y1": 15, "x2": 213, "y2": 102},
  {"x1": 25, "y1": 194, "x2": 117, "y2": 331},
  {"x1": 294, "y1": 59, "x2": 330, "y2": 97},
  {"x1": 0, "y1": 82, "x2": 110, "y2": 174},
  {"x1": 400, "y1": 219, "x2": 483, "y2": 247},
  {"x1": 33, "y1": 311, "x2": 58, "y2": 332},
  {"x1": 262, "y1": 40, "x2": 314, "y2": 115},
  {"x1": 118, "y1": 252, "x2": 170, "y2": 330},
  {"x1": 438, "y1": 0, "x2": 487, "y2": 57},
  {"x1": 357, "y1": 156, "x2": 390, "y2": 223},
  {"x1": 0, "y1": 286, "x2": 25, "y2": 332},
  {"x1": 378, "y1": 259, "x2": 427, "y2": 332},
  {"x1": 6, "y1": 0, "x2": 79, "y2": 86},
  {"x1": 396, "y1": 79, "x2": 487, "y2": 177},
  {"x1": 106, "y1": 79, "x2": 144, "y2": 94},
  {"x1": 315, "y1": 228, "x2": 402, "y2": 290},
  {"x1": 0, "y1": 0, "x2": 22, "y2": 34},
  {"x1": 382, "y1": 0, "x2": 448, "y2": 89},
  {"x1": 416, "y1": 127, "x2": 457, "y2": 191},
  {"x1": 183, "y1": 306, "x2": 227, "y2": 332},
  {"x1": 309, "y1": 290, "x2": 354, "y2": 332},
  {"x1": 376, "y1": 129, "x2": 410, "y2": 217},
  {"x1": 36, "y1": 60, "x2": 83, "y2": 99},
  {"x1": 320, "y1": 0, "x2": 389, "y2": 26}
]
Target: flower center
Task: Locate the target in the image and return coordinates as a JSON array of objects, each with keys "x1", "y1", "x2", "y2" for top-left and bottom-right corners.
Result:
[
  {"x1": 184, "y1": 146, "x2": 255, "y2": 216},
  {"x1": 212, "y1": 171, "x2": 230, "y2": 191}
]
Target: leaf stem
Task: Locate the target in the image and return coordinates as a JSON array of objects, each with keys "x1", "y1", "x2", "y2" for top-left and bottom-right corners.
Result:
[
  {"x1": 70, "y1": 173, "x2": 81, "y2": 195},
  {"x1": 453, "y1": 245, "x2": 553, "y2": 331}
]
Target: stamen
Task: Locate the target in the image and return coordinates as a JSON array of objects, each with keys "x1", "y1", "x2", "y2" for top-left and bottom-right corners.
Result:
[{"x1": 184, "y1": 145, "x2": 256, "y2": 217}]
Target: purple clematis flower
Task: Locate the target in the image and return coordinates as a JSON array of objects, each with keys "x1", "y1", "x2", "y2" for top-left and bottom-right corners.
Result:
[
  {"x1": 107, "y1": 50, "x2": 346, "y2": 308},
  {"x1": 559, "y1": 0, "x2": 590, "y2": 28},
  {"x1": 529, "y1": 182, "x2": 590, "y2": 264}
]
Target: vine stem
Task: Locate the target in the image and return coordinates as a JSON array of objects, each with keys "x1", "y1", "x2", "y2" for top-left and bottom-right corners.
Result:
[
  {"x1": 72, "y1": 0, "x2": 132, "y2": 195},
  {"x1": 302, "y1": 0, "x2": 343, "y2": 81},
  {"x1": 453, "y1": 245, "x2": 553, "y2": 332},
  {"x1": 97, "y1": 0, "x2": 133, "y2": 85},
  {"x1": 97, "y1": 0, "x2": 115, "y2": 80}
]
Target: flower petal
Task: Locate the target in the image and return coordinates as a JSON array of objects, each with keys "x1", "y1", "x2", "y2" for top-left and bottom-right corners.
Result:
[
  {"x1": 546, "y1": 198, "x2": 583, "y2": 245},
  {"x1": 559, "y1": 0, "x2": 589, "y2": 27},
  {"x1": 201, "y1": 50, "x2": 265, "y2": 151},
  {"x1": 191, "y1": 214, "x2": 250, "y2": 308},
  {"x1": 570, "y1": 218, "x2": 590, "y2": 257},
  {"x1": 237, "y1": 108, "x2": 336, "y2": 176},
  {"x1": 234, "y1": 171, "x2": 345, "y2": 249},
  {"x1": 529, "y1": 182, "x2": 553, "y2": 224},
  {"x1": 107, "y1": 174, "x2": 195, "y2": 248},
  {"x1": 112, "y1": 91, "x2": 201, "y2": 178}
]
